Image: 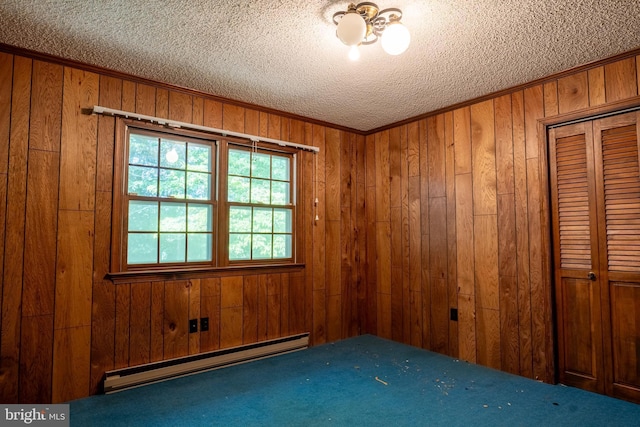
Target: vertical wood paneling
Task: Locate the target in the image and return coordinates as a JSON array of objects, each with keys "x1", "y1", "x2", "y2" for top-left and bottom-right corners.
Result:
[
  {"x1": 220, "y1": 276, "x2": 243, "y2": 347},
  {"x1": 558, "y1": 72, "x2": 588, "y2": 113},
  {"x1": 19, "y1": 315, "x2": 53, "y2": 403},
  {"x1": 543, "y1": 81, "x2": 559, "y2": 117},
  {"x1": 200, "y1": 278, "x2": 221, "y2": 352},
  {"x1": 54, "y1": 211, "x2": 94, "y2": 329},
  {"x1": 59, "y1": 68, "x2": 98, "y2": 211},
  {"x1": 454, "y1": 107, "x2": 472, "y2": 175},
  {"x1": 474, "y1": 215, "x2": 499, "y2": 311},
  {"x1": 512, "y1": 90, "x2": 533, "y2": 378},
  {"x1": 444, "y1": 111, "x2": 458, "y2": 357},
  {"x1": 52, "y1": 325, "x2": 90, "y2": 402},
  {"x1": 471, "y1": 100, "x2": 496, "y2": 215},
  {"x1": 114, "y1": 284, "x2": 130, "y2": 368},
  {"x1": 188, "y1": 279, "x2": 201, "y2": 354},
  {"x1": 150, "y1": 281, "x2": 165, "y2": 361},
  {"x1": 23, "y1": 150, "x2": 59, "y2": 316},
  {"x1": 605, "y1": 57, "x2": 637, "y2": 102},
  {"x1": 1, "y1": 56, "x2": 31, "y2": 403},
  {"x1": 163, "y1": 281, "x2": 190, "y2": 359},
  {"x1": 130, "y1": 282, "x2": 151, "y2": 365},
  {"x1": 5, "y1": 45, "x2": 640, "y2": 404},
  {"x1": 588, "y1": 67, "x2": 606, "y2": 106}
]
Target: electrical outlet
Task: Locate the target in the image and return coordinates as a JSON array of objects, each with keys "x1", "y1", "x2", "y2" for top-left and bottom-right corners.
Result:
[
  {"x1": 189, "y1": 318, "x2": 198, "y2": 333},
  {"x1": 450, "y1": 308, "x2": 458, "y2": 322},
  {"x1": 200, "y1": 317, "x2": 209, "y2": 332}
]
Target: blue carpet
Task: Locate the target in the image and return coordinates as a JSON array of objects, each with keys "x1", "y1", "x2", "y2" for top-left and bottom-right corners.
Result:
[{"x1": 70, "y1": 335, "x2": 640, "y2": 426}]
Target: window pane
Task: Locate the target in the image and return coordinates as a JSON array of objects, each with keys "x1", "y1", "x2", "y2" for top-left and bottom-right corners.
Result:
[
  {"x1": 253, "y1": 208, "x2": 272, "y2": 233},
  {"x1": 273, "y1": 208, "x2": 292, "y2": 233},
  {"x1": 251, "y1": 178, "x2": 271, "y2": 204},
  {"x1": 160, "y1": 203, "x2": 186, "y2": 232},
  {"x1": 160, "y1": 233, "x2": 186, "y2": 262},
  {"x1": 128, "y1": 233, "x2": 158, "y2": 264},
  {"x1": 160, "y1": 139, "x2": 186, "y2": 169},
  {"x1": 229, "y1": 234, "x2": 251, "y2": 260},
  {"x1": 252, "y1": 153, "x2": 271, "y2": 179},
  {"x1": 186, "y1": 171, "x2": 210, "y2": 200},
  {"x1": 271, "y1": 181, "x2": 290, "y2": 205},
  {"x1": 187, "y1": 233, "x2": 212, "y2": 262},
  {"x1": 188, "y1": 143, "x2": 211, "y2": 172},
  {"x1": 271, "y1": 156, "x2": 290, "y2": 181},
  {"x1": 252, "y1": 234, "x2": 272, "y2": 259},
  {"x1": 228, "y1": 176, "x2": 250, "y2": 202},
  {"x1": 159, "y1": 169, "x2": 186, "y2": 198},
  {"x1": 128, "y1": 165, "x2": 158, "y2": 196},
  {"x1": 273, "y1": 234, "x2": 292, "y2": 258},
  {"x1": 188, "y1": 204, "x2": 212, "y2": 232},
  {"x1": 229, "y1": 149, "x2": 250, "y2": 177},
  {"x1": 129, "y1": 134, "x2": 158, "y2": 166},
  {"x1": 129, "y1": 201, "x2": 158, "y2": 232},
  {"x1": 229, "y1": 206, "x2": 252, "y2": 232}
]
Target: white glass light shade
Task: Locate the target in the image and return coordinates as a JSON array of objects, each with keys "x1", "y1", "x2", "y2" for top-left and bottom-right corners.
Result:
[
  {"x1": 336, "y1": 11, "x2": 366, "y2": 46},
  {"x1": 381, "y1": 21, "x2": 410, "y2": 55}
]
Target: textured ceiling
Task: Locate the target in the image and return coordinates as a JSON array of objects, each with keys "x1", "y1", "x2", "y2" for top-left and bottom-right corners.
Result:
[{"x1": 1, "y1": 1, "x2": 640, "y2": 132}]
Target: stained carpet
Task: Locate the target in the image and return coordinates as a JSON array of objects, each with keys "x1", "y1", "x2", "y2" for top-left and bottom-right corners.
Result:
[{"x1": 70, "y1": 335, "x2": 640, "y2": 426}]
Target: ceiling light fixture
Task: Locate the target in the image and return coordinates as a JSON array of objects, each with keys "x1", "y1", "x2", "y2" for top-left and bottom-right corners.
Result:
[{"x1": 333, "y1": 2, "x2": 410, "y2": 59}]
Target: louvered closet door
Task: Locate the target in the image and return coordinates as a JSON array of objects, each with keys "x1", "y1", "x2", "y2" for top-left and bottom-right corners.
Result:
[
  {"x1": 549, "y1": 122, "x2": 604, "y2": 394},
  {"x1": 593, "y1": 111, "x2": 640, "y2": 402},
  {"x1": 550, "y1": 111, "x2": 640, "y2": 403}
]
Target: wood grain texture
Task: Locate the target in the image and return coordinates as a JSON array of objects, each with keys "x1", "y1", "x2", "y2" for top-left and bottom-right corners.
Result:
[
  {"x1": 495, "y1": 94, "x2": 514, "y2": 195},
  {"x1": 558, "y1": 72, "x2": 588, "y2": 114},
  {"x1": 471, "y1": 100, "x2": 496, "y2": 216},
  {"x1": 474, "y1": 214, "x2": 499, "y2": 310},
  {"x1": 222, "y1": 104, "x2": 245, "y2": 132},
  {"x1": 130, "y1": 282, "x2": 152, "y2": 365},
  {"x1": 428, "y1": 115, "x2": 446, "y2": 198},
  {"x1": 605, "y1": 57, "x2": 637, "y2": 103},
  {"x1": 0, "y1": 52, "x2": 13, "y2": 174},
  {"x1": 588, "y1": 67, "x2": 606, "y2": 107},
  {"x1": 114, "y1": 284, "x2": 130, "y2": 369},
  {"x1": 200, "y1": 277, "x2": 221, "y2": 352},
  {"x1": 29, "y1": 60, "x2": 62, "y2": 152},
  {"x1": 375, "y1": 130, "x2": 390, "y2": 222},
  {"x1": 59, "y1": 68, "x2": 98, "y2": 211},
  {"x1": 454, "y1": 107, "x2": 472, "y2": 175},
  {"x1": 54, "y1": 210, "x2": 94, "y2": 329},
  {"x1": 163, "y1": 281, "x2": 190, "y2": 359},
  {"x1": 23, "y1": 150, "x2": 59, "y2": 316},
  {"x1": 1, "y1": 55, "x2": 31, "y2": 403},
  {"x1": 325, "y1": 128, "x2": 341, "y2": 222},
  {"x1": 543, "y1": 81, "x2": 559, "y2": 117},
  {"x1": 512, "y1": 90, "x2": 533, "y2": 378},
  {"x1": 476, "y1": 307, "x2": 501, "y2": 369},
  {"x1": 19, "y1": 315, "x2": 53, "y2": 403},
  {"x1": 168, "y1": 91, "x2": 193, "y2": 123},
  {"x1": 524, "y1": 85, "x2": 544, "y2": 160},
  {"x1": 52, "y1": 325, "x2": 91, "y2": 403},
  {"x1": 135, "y1": 84, "x2": 156, "y2": 116},
  {"x1": 455, "y1": 173, "x2": 474, "y2": 296}
]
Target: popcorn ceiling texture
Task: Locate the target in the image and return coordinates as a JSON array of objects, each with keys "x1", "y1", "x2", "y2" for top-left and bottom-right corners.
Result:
[{"x1": 1, "y1": 0, "x2": 639, "y2": 131}]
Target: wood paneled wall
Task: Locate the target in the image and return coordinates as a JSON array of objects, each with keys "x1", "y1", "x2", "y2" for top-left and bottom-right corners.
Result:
[
  {"x1": 0, "y1": 51, "x2": 365, "y2": 403},
  {"x1": 365, "y1": 54, "x2": 640, "y2": 381},
  {"x1": 2, "y1": 46, "x2": 640, "y2": 404}
]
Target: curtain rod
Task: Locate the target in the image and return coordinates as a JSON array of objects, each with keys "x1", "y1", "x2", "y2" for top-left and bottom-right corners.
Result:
[{"x1": 91, "y1": 105, "x2": 320, "y2": 153}]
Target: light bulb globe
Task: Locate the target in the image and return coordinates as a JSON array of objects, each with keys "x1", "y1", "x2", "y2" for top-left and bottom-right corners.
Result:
[
  {"x1": 381, "y1": 21, "x2": 410, "y2": 55},
  {"x1": 336, "y1": 11, "x2": 366, "y2": 46}
]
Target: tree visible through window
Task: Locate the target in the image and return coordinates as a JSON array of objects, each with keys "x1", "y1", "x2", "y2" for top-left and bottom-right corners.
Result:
[
  {"x1": 227, "y1": 147, "x2": 293, "y2": 261},
  {"x1": 113, "y1": 122, "x2": 299, "y2": 273}
]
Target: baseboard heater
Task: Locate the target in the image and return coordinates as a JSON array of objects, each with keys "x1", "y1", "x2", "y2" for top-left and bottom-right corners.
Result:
[{"x1": 103, "y1": 332, "x2": 309, "y2": 394}]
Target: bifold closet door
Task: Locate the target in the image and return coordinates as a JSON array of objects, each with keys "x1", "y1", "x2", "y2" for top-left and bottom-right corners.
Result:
[{"x1": 550, "y1": 111, "x2": 640, "y2": 403}]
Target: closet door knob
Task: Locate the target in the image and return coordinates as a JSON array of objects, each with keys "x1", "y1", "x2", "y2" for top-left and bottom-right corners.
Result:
[{"x1": 587, "y1": 272, "x2": 596, "y2": 281}]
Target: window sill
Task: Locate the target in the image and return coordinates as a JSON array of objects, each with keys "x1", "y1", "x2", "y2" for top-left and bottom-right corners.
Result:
[{"x1": 106, "y1": 263, "x2": 305, "y2": 284}]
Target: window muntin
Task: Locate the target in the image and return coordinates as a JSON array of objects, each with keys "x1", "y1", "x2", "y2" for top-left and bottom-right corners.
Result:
[
  {"x1": 116, "y1": 123, "x2": 300, "y2": 273},
  {"x1": 227, "y1": 146, "x2": 294, "y2": 262},
  {"x1": 125, "y1": 129, "x2": 215, "y2": 267}
]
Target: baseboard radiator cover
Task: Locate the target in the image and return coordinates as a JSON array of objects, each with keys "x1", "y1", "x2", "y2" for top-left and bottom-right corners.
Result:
[{"x1": 103, "y1": 332, "x2": 309, "y2": 394}]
